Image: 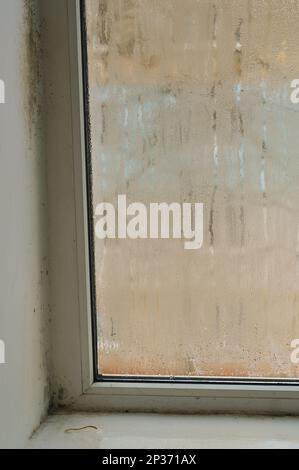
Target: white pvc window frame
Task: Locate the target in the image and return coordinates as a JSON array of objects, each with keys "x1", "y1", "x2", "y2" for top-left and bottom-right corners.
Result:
[{"x1": 46, "y1": 0, "x2": 299, "y2": 414}]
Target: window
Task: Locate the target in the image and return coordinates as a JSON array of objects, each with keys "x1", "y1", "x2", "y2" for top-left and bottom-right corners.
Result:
[
  {"x1": 81, "y1": 0, "x2": 299, "y2": 383},
  {"x1": 45, "y1": 0, "x2": 299, "y2": 414}
]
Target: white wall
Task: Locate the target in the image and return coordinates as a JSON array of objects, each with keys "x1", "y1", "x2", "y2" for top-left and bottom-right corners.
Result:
[{"x1": 0, "y1": 0, "x2": 50, "y2": 448}]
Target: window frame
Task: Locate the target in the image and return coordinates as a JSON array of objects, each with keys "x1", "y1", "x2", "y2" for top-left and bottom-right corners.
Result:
[{"x1": 47, "y1": 0, "x2": 299, "y2": 414}]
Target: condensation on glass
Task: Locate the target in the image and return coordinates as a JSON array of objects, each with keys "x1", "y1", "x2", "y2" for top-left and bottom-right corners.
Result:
[{"x1": 85, "y1": 0, "x2": 299, "y2": 378}]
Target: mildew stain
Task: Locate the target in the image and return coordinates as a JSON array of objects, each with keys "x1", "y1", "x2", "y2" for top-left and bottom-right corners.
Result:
[{"x1": 22, "y1": 0, "x2": 42, "y2": 138}]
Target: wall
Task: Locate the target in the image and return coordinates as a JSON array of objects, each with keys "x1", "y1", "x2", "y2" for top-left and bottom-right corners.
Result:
[{"x1": 0, "y1": 0, "x2": 50, "y2": 448}]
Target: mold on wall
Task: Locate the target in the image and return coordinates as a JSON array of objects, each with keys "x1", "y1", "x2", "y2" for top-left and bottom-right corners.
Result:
[
  {"x1": 23, "y1": 0, "x2": 43, "y2": 134},
  {"x1": 0, "y1": 0, "x2": 50, "y2": 448}
]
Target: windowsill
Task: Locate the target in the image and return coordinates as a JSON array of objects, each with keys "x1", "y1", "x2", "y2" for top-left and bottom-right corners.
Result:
[{"x1": 28, "y1": 412, "x2": 299, "y2": 449}]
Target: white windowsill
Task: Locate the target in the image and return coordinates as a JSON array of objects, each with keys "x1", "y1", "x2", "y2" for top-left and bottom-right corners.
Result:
[{"x1": 28, "y1": 413, "x2": 299, "y2": 449}]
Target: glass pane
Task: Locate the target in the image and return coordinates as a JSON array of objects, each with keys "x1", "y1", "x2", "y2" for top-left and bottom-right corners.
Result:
[{"x1": 85, "y1": 0, "x2": 299, "y2": 378}]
